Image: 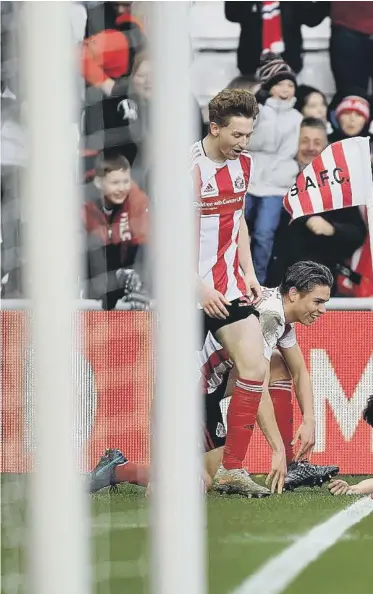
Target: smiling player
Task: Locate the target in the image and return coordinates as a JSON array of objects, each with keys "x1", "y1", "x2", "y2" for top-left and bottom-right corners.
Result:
[
  {"x1": 89, "y1": 262, "x2": 339, "y2": 497},
  {"x1": 190, "y1": 88, "x2": 270, "y2": 496},
  {"x1": 200, "y1": 260, "x2": 339, "y2": 494}
]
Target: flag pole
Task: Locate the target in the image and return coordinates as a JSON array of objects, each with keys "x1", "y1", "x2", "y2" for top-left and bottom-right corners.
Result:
[
  {"x1": 366, "y1": 186, "x2": 373, "y2": 281},
  {"x1": 362, "y1": 137, "x2": 373, "y2": 286}
]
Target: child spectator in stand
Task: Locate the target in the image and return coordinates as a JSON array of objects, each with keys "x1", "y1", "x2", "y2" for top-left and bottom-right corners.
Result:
[
  {"x1": 327, "y1": 90, "x2": 373, "y2": 298},
  {"x1": 245, "y1": 52, "x2": 302, "y2": 285},
  {"x1": 328, "y1": 89, "x2": 371, "y2": 143},
  {"x1": 295, "y1": 85, "x2": 332, "y2": 134},
  {"x1": 82, "y1": 152, "x2": 150, "y2": 310}
]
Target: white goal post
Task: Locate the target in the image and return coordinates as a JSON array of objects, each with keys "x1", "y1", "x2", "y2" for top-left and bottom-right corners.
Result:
[
  {"x1": 150, "y1": 2, "x2": 205, "y2": 594},
  {"x1": 22, "y1": 2, "x2": 204, "y2": 594},
  {"x1": 24, "y1": 3, "x2": 89, "y2": 594}
]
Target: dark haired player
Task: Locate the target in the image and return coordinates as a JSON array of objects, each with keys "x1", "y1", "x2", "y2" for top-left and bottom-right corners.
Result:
[{"x1": 89, "y1": 261, "x2": 339, "y2": 496}]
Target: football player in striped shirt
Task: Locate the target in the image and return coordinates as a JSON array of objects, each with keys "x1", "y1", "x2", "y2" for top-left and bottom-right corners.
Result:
[
  {"x1": 89, "y1": 262, "x2": 338, "y2": 497},
  {"x1": 191, "y1": 88, "x2": 275, "y2": 495},
  {"x1": 200, "y1": 261, "x2": 339, "y2": 495}
]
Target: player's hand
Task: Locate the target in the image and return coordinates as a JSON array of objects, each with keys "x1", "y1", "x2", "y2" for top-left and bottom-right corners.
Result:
[
  {"x1": 266, "y1": 448, "x2": 287, "y2": 494},
  {"x1": 101, "y1": 78, "x2": 116, "y2": 96},
  {"x1": 329, "y1": 479, "x2": 356, "y2": 496},
  {"x1": 243, "y1": 273, "x2": 262, "y2": 305},
  {"x1": 199, "y1": 284, "x2": 231, "y2": 319},
  {"x1": 292, "y1": 418, "x2": 315, "y2": 461},
  {"x1": 306, "y1": 216, "x2": 335, "y2": 236}
]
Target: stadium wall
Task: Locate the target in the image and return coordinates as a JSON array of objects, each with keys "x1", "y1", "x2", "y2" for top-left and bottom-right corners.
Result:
[{"x1": 2, "y1": 311, "x2": 373, "y2": 474}]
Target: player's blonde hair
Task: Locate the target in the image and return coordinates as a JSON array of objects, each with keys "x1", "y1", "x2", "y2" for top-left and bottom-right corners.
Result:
[{"x1": 208, "y1": 88, "x2": 259, "y2": 127}]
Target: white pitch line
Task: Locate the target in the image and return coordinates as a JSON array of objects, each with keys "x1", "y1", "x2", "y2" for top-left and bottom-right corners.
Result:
[{"x1": 232, "y1": 496, "x2": 373, "y2": 594}]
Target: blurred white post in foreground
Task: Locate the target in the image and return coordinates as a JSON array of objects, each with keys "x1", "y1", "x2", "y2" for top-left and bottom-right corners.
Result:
[
  {"x1": 24, "y1": 3, "x2": 90, "y2": 594},
  {"x1": 151, "y1": 2, "x2": 205, "y2": 594}
]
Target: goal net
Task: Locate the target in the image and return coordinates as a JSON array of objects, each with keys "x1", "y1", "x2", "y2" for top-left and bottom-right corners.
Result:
[
  {"x1": 1, "y1": 2, "x2": 203, "y2": 594},
  {"x1": 2, "y1": 3, "x2": 373, "y2": 594}
]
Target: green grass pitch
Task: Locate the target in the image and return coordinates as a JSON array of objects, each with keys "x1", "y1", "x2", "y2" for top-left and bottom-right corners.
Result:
[{"x1": 2, "y1": 475, "x2": 372, "y2": 594}]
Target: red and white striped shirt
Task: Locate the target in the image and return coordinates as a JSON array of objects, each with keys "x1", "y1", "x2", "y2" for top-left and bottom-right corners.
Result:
[
  {"x1": 191, "y1": 141, "x2": 253, "y2": 301},
  {"x1": 197, "y1": 287, "x2": 298, "y2": 394},
  {"x1": 197, "y1": 331, "x2": 233, "y2": 394}
]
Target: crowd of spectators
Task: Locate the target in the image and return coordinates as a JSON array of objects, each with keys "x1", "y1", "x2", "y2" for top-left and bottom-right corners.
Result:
[
  {"x1": 1, "y1": 1, "x2": 373, "y2": 307},
  {"x1": 235, "y1": 52, "x2": 370, "y2": 295}
]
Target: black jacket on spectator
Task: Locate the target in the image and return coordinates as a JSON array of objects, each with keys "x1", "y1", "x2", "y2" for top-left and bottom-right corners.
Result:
[
  {"x1": 225, "y1": 2, "x2": 329, "y2": 76},
  {"x1": 83, "y1": 84, "x2": 146, "y2": 180},
  {"x1": 83, "y1": 89, "x2": 204, "y2": 194},
  {"x1": 284, "y1": 208, "x2": 366, "y2": 294}
]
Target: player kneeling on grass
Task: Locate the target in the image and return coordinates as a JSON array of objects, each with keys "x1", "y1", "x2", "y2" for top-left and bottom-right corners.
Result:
[
  {"x1": 89, "y1": 261, "x2": 339, "y2": 497},
  {"x1": 202, "y1": 350, "x2": 339, "y2": 496},
  {"x1": 329, "y1": 395, "x2": 373, "y2": 497},
  {"x1": 202, "y1": 260, "x2": 339, "y2": 495},
  {"x1": 88, "y1": 347, "x2": 338, "y2": 498}
]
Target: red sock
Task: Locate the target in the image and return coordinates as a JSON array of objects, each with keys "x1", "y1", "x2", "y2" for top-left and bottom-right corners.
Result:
[
  {"x1": 269, "y1": 380, "x2": 294, "y2": 465},
  {"x1": 114, "y1": 462, "x2": 150, "y2": 487},
  {"x1": 222, "y1": 378, "x2": 263, "y2": 470}
]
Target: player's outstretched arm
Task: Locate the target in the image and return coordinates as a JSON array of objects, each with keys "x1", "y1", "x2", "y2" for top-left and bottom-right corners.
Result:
[
  {"x1": 279, "y1": 344, "x2": 315, "y2": 461},
  {"x1": 329, "y1": 478, "x2": 373, "y2": 496}
]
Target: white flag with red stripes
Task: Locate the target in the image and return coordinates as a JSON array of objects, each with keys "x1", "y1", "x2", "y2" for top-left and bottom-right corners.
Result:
[{"x1": 283, "y1": 136, "x2": 373, "y2": 220}]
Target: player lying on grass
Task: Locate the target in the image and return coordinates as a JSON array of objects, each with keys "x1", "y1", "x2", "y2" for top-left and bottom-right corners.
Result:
[
  {"x1": 89, "y1": 261, "x2": 338, "y2": 496},
  {"x1": 329, "y1": 395, "x2": 373, "y2": 496}
]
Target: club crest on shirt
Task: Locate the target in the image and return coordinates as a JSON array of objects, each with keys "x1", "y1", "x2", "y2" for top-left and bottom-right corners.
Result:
[{"x1": 234, "y1": 175, "x2": 245, "y2": 190}]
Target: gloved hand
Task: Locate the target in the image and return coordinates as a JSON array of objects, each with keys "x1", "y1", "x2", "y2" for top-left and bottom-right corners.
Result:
[
  {"x1": 120, "y1": 290, "x2": 152, "y2": 311},
  {"x1": 125, "y1": 298, "x2": 151, "y2": 311},
  {"x1": 115, "y1": 268, "x2": 142, "y2": 296}
]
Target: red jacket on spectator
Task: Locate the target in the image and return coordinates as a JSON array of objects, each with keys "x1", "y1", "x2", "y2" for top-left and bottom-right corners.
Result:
[
  {"x1": 81, "y1": 13, "x2": 145, "y2": 88},
  {"x1": 331, "y1": 2, "x2": 373, "y2": 36},
  {"x1": 83, "y1": 181, "x2": 149, "y2": 248},
  {"x1": 83, "y1": 182, "x2": 150, "y2": 305}
]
